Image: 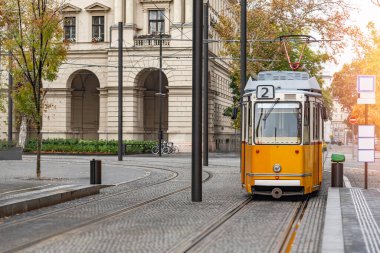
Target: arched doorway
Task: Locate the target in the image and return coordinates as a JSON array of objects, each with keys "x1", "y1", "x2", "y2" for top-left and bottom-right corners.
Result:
[
  {"x1": 140, "y1": 69, "x2": 168, "y2": 140},
  {"x1": 70, "y1": 70, "x2": 100, "y2": 140}
]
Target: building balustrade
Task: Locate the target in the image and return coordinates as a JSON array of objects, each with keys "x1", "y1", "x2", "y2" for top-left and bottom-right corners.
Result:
[{"x1": 134, "y1": 35, "x2": 171, "y2": 47}]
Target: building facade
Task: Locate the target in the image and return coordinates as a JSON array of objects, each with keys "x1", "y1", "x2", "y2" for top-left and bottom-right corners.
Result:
[
  {"x1": 0, "y1": 0, "x2": 237, "y2": 152},
  {"x1": 321, "y1": 72, "x2": 349, "y2": 143}
]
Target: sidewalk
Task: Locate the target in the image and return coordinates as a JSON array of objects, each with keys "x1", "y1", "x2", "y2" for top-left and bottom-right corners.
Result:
[
  {"x1": 0, "y1": 155, "x2": 149, "y2": 217},
  {"x1": 322, "y1": 144, "x2": 380, "y2": 253}
]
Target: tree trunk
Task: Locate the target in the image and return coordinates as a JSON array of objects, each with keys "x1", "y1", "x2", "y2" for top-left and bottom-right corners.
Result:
[{"x1": 36, "y1": 123, "x2": 42, "y2": 178}]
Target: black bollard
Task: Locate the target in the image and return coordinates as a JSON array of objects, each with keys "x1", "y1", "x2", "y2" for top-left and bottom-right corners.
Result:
[
  {"x1": 331, "y1": 162, "x2": 343, "y2": 187},
  {"x1": 90, "y1": 159, "x2": 102, "y2": 184}
]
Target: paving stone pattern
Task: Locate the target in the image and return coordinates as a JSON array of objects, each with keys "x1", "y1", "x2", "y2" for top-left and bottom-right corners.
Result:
[
  {"x1": 0, "y1": 155, "x2": 328, "y2": 253},
  {"x1": 19, "y1": 167, "x2": 246, "y2": 252},
  {"x1": 290, "y1": 171, "x2": 330, "y2": 253},
  {"x1": 185, "y1": 199, "x2": 300, "y2": 253}
]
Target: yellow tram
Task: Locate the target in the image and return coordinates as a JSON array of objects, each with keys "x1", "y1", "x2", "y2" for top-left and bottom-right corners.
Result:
[{"x1": 241, "y1": 71, "x2": 327, "y2": 198}]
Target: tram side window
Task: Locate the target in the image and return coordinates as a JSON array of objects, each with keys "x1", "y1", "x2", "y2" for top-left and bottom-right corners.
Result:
[
  {"x1": 242, "y1": 104, "x2": 247, "y2": 142},
  {"x1": 313, "y1": 105, "x2": 320, "y2": 141},
  {"x1": 304, "y1": 102, "x2": 310, "y2": 144},
  {"x1": 321, "y1": 107, "x2": 324, "y2": 141},
  {"x1": 248, "y1": 103, "x2": 253, "y2": 144}
]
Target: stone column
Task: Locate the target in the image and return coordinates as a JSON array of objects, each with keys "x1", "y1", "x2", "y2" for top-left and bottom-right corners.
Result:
[
  {"x1": 98, "y1": 88, "x2": 109, "y2": 140},
  {"x1": 185, "y1": 0, "x2": 192, "y2": 24},
  {"x1": 114, "y1": 0, "x2": 123, "y2": 24},
  {"x1": 173, "y1": 0, "x2": 184, "y2": 24},
  {"x1": 124, "y1": 0, "x2": 135, "y2": 45},
  {"x1": 126, "y1": 0, "x2": 134, "y2": 25}
]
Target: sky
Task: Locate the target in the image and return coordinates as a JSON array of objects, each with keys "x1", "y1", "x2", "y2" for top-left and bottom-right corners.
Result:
[{"x1": 328, "y1": 0, "x2": 380, "y2": 74}]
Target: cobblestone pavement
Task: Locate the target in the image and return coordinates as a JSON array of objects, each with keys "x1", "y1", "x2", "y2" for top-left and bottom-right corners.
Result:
[
  {"x1": 0, "y1": 154, "x2": 327, "y2": 253},
  {"x1": 0, "y1": 155, "x2": 150, "y2": 188}
]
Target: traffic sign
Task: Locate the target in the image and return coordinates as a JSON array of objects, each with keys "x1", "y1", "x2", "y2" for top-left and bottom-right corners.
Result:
[{"x1": 349, "y1": 116, "x2": 358, "y2": 124}]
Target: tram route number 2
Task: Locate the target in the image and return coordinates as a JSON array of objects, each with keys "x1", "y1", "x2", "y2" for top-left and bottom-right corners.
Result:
[{"x1": 257, "y1": 85, "x2": 275, "y2": 99}]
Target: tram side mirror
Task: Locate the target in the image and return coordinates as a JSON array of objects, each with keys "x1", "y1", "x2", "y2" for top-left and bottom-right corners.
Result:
[{"x1": 231, "y1": 107, "x2": 239, "y2": 120}]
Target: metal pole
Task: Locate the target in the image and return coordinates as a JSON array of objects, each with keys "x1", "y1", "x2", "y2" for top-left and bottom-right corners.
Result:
[
  {"x1": 240, "y1": 0, "x2": 247, "y2": 169},
  {"x1": 159, "y1": 32, "x2": 163, "y2": 157},
  {"x1": 192, "y1": 0, "x2": 203, "y2": 202},
  {"x1": 118, "y1": 22, "x2": 123, "y2": 161},
  {"x1": 8, "y1": 51, "x2": 13, "y2": 145},
  {"x1": 352, "y1": 124, "x2": 354, "y2": 159},
  {"x1": 365, "y1": 104, "x2": 368, "y2": 189},
  {"x1": 203, "y1": 1, "x2": 209, "y2": 166}
]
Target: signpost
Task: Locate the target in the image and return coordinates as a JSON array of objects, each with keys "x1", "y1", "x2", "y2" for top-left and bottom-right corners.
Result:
[
  {"x1": 357, "y1": 75, "x2": 376, "y2": 189},
  {"x1": 349, "y1": 116, "x2": 357, "y2": 158}
]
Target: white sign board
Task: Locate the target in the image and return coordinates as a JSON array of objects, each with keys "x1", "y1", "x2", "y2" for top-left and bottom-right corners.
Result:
[
  {"x1": 358, "y1": 125, "x2": 375, "y2": 138},
  {"x1": 357, "y1": 75, "x2": 376, "y2": 92},
  {"x1": 358, "y1": 150, "x2": 375, "y2": 162},
  {"x1": 357, "y1": 75, "x2": 376, "y2": 105},
  {"x1": 358, "y1": 125, "x2": 376, "y2": 163},
  {"x1": 359, "y1": 138, "x2": 375, "y2": 149}
]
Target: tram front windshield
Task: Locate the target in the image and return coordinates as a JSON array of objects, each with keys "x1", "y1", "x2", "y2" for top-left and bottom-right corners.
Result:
[{"x1": 254, "y1": 102, "x2": 301, "y2": 145}]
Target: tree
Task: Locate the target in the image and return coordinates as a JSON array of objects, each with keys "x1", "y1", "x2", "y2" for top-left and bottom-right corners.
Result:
[
  {"x1": 1, "y1": 0, "x2": 68, "y2": 177},
  {"x1": 215, "y1": 0, "x2": 360, "y2": 127},
  {"x1": 332, "y1": 24, "x2": 380, "y2": 128}
]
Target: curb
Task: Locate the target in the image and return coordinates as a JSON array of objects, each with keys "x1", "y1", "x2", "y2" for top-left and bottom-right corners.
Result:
[
  {"x1": 0, "y1": 185, "x2": 105, "y2": 218},
  {"x1": 321, "y1": 187, "x2": 344, "y2": 253}
]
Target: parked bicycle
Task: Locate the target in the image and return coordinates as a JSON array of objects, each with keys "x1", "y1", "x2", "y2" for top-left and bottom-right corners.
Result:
[{"x1": 151, "y1": 141, "x2": 179, "y2": 155}]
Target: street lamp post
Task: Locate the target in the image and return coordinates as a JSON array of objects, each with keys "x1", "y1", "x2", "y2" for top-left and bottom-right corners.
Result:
[
  {"x1": 118, "y1": 22, "x2": 123, "y2": 161},
  {"x1": 158, "y1": 32, "x2": 163, "y2": 157},
  {"x1": 8, "y1": 51, "x2": 13, "y2": 146},
  {"x1": 240, "y1": 0, "x2": 247, "y2": 167},
  {"x1": 192, "y1": 0, "x2": 203, "y2": 202},
  {"x1": 203, "y1": 1, "x2": 209, "y2": 166}
]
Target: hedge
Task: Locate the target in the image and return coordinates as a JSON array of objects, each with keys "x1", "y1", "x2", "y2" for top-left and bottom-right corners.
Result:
[
  {"x1": 0, "y1": 140, "x2": 16, "y2": 151},
  {"x1": 24, "y1": 139, "x2": 156, "y2": 154}
]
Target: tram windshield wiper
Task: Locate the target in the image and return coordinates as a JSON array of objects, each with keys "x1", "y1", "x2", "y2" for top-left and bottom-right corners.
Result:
[{"x1": 263, "y1": 98, "x2": 280, "y2": 122}]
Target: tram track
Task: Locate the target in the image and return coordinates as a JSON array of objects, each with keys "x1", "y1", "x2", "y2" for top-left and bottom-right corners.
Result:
[
  {"x1": 170, "y1": 196, "x2": 309, "y2": 253},
  {"x1": 1, "y1": 168, "x2": 212, "y2": 253},
  {"x1": 0, "y1": 164, "x2": 179, "y2": 229},
  {"x1": 170, "y1": 197, "x2": 252, "y2": 253},
  {"x1": 277, "y1": 197, "x2": 309, "y2": 253}
]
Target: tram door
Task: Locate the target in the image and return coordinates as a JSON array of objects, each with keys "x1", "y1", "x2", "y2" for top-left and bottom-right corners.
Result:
[
  {"x1": 241, "y1": 102, "x2": 248, "y2": 185},
  {"x1": 312, "y1": 103, "x2": 320, "y2": 186}
]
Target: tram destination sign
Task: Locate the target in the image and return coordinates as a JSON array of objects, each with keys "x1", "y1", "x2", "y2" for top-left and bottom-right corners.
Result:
[{"x1": 257, "y1": 85, "x2": 275, "y2": 99}]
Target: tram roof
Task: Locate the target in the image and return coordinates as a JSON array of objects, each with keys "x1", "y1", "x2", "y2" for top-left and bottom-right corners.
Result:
[{"x1": 244, "y1": 71, "x2": 321, "y2": 94}]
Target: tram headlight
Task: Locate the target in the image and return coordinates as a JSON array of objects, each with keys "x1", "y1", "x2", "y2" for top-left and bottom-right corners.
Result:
[{"x1": 273, "y1": 164, "x2": 281, "y2": 173}]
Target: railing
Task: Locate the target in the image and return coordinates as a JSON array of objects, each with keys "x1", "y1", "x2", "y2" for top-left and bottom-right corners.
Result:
[{"x1": 134, "y1": 35, "x2": 171, "y2": 47}]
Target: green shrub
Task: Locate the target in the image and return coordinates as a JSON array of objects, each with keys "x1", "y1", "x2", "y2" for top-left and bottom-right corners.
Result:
[
  {"x1": 0, "y1": 140, "x2": 17, "y2": 151},
  {"x1": 24, "y1": 139, "x2": 156, "y2": 154}
]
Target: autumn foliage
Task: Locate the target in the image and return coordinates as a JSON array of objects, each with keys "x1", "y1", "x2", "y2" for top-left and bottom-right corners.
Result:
[{"x1": 332, "y1": 24, "x2": 380, "y2": 127}]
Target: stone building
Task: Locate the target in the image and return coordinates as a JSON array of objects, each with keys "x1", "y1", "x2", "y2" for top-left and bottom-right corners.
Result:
[{"x1": 0, "y1": 0, "x2": 237, "y2": 152}]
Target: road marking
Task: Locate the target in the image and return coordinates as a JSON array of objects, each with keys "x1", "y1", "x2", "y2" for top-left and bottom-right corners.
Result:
[
  {"x1": 343, "y1": 176, "x2": 352, "y2": 188},
  {"x1": 351, "y1": 188, "x2": 380, "y2": 253}
]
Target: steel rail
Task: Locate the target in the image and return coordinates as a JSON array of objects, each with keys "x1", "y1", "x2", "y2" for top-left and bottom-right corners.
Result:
[
  {"x1": 277, "y1": 197, "x2": 310, "y2": 253},
  {"x1": 0, "y1": 164, "x2": 179, "y2": 229},
  {"x1": 3, "y1": 170, "x2": 213, "y2": 253},
  {"x1": 168, "y1": 197, "x2": 252, "y2": 253}
]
